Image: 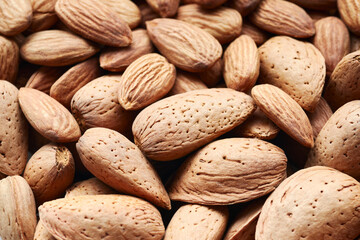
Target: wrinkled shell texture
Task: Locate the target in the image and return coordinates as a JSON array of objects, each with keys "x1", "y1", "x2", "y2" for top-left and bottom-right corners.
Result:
[
  {"x1": 65, "y1": 177, "x2": 116, "y2": 198},
  {"x1": 0, "y1": 36, "x2": 19, "y2": 83}
]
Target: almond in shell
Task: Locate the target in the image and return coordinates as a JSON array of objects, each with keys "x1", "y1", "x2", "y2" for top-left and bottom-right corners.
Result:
[{"x1": 65, "y1": 177, "x2": 116, "y2": 198}]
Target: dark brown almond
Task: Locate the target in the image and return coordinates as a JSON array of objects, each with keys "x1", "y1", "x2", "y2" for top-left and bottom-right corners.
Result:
[
  {"x1": 0, "y1": 35, "x2": 19, "y2": 83},
  {"x1": 227, "y1": 0, "x2": 262, "y2": 16},
  {"x1": 289, "y1": 0, "x2": 337, "y2": 10}
]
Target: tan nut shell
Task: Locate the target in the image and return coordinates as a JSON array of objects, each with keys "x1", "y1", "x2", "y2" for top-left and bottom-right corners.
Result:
[{"x1": 65, "y1": 177, "x2": 116, "y2": 198}]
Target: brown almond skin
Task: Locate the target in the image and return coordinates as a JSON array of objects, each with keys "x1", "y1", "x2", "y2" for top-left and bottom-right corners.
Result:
[
  {"x1": 118, "y1": 53, "x2": 176, "y2": 110},
  {"x1": 146, "y1": 0, "x2": 179, "y2": 17},
  {"x1": 0, "y1": 35, "x2": 19, "y2": 83},
  {"x1": 50, "y1": 57, "x2": 102, "y2": 109},
  {"x1": 224, "y1": 35, "x2": 260, "y2": 92},
  {"x1": 251, "y1": 84, "x2": 314, "y2": 148},
  {"x1": 55, "y1": 0, "x2": 132, "y2": 47},
  {"x1": 338, "y1": 0, "x2": 360, "y2": 36},
  {"x1": 29, "y1": 0, "x2": 58, "y2": 32},
  {"x1": 168, "y1": 138, "x2": 287, "y2": 205},
  {"x1": 100, "y1": 29, "x2": 154, "y2": 72},
  {"x1": 199, "y1": 58, "x2": 223, "y2": 87},
  {"x1": 0, "y1": 81, "x2": 28, "y2": 176},
  {"x1": 164, "y1": 204, "x2": 229, "y2": 240},
  {"x1": 20, "y1": 30, "x2": 99, "y2": 66},
  {"x1": 133, "y1": 88, "x2": 256, "y2": 161},
  {"x1": 168, "y1": 70, "x2": 208, "y2": 96},
  {"x1": 34, "y1": 219, "x2": 56, "y2": 240},
  {"x1": 250, "y1": 0, "x2": 315, "y2": 38},
  {"x1": 351, "y1": 33, "x2": 360, "y2": 52},
  {"x1": 0, "y1": 176, "x2": 37, "y2": 240},
  {"x1": 0, "y1": 0, "x2": 32, "y2": 36},
  {"x1": 182, "y1": 0, "x2": 227, "y2": 8},
  {"x1": 39, "y1": 195, "x2": 165, "y2": 240},
  {"x1": 23, "y1": 143, "x2": 75, "y2": 205},
  {"x1": 290, "y1": 0, "x2": 337, "y2": 10},
  {"x1": 324, "y1": 50, "x2": 360, "y2": 111},
  {"x1": 101, "y1": 0, "x2": 141, "y2": 29},
  {"x1": 256, "y1": 166, "x2": 360, "y2": 240},
  {"x1": 259, "y1": 36, "x2": 326, "y2": 112},
  {"x1": 65, "y1": 177, "x2": 117, "y2": 198},
  {"x1": 18, "y1": 88, "x2": 81, "y2": 142},
  {"x1": 177, "y1": 4, "x2": 243, "y2": 44},
  {"x1": 227, "y1": 0, "x2": 262, "y2": 16},
  {"x1": 306, "y1": 101, "x2": 360, "y2": 179},
  {"x1": 313, "y1": 17, "x2": 350, "y2": 76},
  {"x1": 241, "y1": 21, "x2": 269, "y2": 46},
  {"x1": 77, "y1": 127, "x2": 171, "y2": 209},
  {"x1": 25, "y1": 66, "x2": 67, "y2": 94},
  {"x1": 146, "y1": 18, "x2": 222, "y2": 73},
  {"x1": 307, "y1": 97, "x2": 333, "y2": 139},
  {"x1": 139, "y1": 1, "x2": 160, "y2": 28}
]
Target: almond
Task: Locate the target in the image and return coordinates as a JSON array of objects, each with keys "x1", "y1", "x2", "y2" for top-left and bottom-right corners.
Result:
[
  {"x1": 29, "y1": 0, "x2": 58, "y2": 32},
  {"x1": 224, "y1": 35, "x2": 260, "y2": 92},
  {"x1": 138, "y1": 1, "x2": 160, "y2": 28},
  {"x1": 34, "y1": 220, "x2": 56, "y2": 240},
  {"x1": 39, "y1": 195, "x2": 165, "y2": 240},
  {"x1": 0, "y1": 81, "x2": 28, "y2": 176},
  {"x1": 313, "y1": 16, "x2": 350, "y2": 76},
  {"x1": 146, "y1": 18, "x2": 222, "y2": 73},
  {"x1": 101, "y1": 0, "x2": 141, "y2": 29},
  {"x1": 258, "y1": 36, "x2": 326, "y2": 112},
  {"x1": 146, "y1": 0, "x2": 179, "y2": 17},
  {"x1": 164, "y1": 204, "x2": 228, "y2": 240},
  {"x1": 133, "y1": 88, "x2": 256, "y2": 161},
  {"x1": 251, "y1": 84, "x2": 314, "y2": 147},
  {"x1": 241, "y1": 21, "x2": 269, "y2": 46},
  {"x1": 256, "y1": 166, "x2": 360, "y2": 239},
  {"x1": 0, "y1": 35, "x2": 19, "y2": 83},
  {"x1": 50, "y1": 57, "x2": 102, "y2": 109},
  {"x1": 324, "y1": 50, "x2": 360, "y2": 110},
  {"x1": 182, "y1": 0, "x2": 227, "y2": 8},
  {"x1": 168, "y1": 138, "x2": 287, "y2": 205},
  {"x1": 338, "y1": 0, "x2": 360, "y2": 35},
  {"x1": 168, "y1": 70, "x2": 208, "y2": 96},
  {"x1": 0, "y1": 176, "x2": 37, "y2": 240},
  {"x1": 118, "y1": 53, "x2": 176, "y2": 110},
  {"x1": 23, "y1": 143, "x2": 75, "y2": 205},
  {"x1": 306, "y1": 100, "x2": 360, "y2": 179},
  {"x1": 307, "y1": 97, "x2": 333, "y2": 138},
  {"x1": 18, "y1": 87, "x2": 81, "y2": 142},
  {"x1": 0, "y1": 0, "x2": 32, "y2": 36},
  {"x1": 25, "y1": 66, "x2": 67, "y2": 94},
  {"x1": 227, "y1": 0, "x2": 262, "y2": 16},
  {"x1": 77, "y1": 127, "x2": 171, "y2": 209},
  {"x1": 55, "y1": 0, "x2": 132, "y2": 47},
  {"x1": 20, "y1": 30, "x2": 99, "y2": 67},
  {"x1": 177, "y1": 4, "x2": 242, "y2": 44},
  {"x1": 65, "y1": 177, "x2": 117, "y2": 198},
  {"x1": 100, "y1": 29, "x2": 154, "y2": 72},
  {"x1": 289, "y1": 0, "x2": 337, "y2": 10},
  {"x1": 199, "y1": 58, "x2": 223, "y2": 87},
  {"x1": 250, "y1": 0, "x2": 315, "y2": 38}
]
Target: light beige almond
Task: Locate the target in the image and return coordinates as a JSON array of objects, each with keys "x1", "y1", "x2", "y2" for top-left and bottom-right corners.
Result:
[
  {"x1": 250, "y1": 0, "x2": 315, "y2": 38},
  {"x1": 29, "y1": 0, "x2": 58, "y2": 32},
  {"x1": 199, "y1": 58, "x2": 223, "y2": 87},
  {"x1": 39, "y1": 195, "x2": 165, "y2": 240},
  {"x1": 18, "y1": 87, "x2": 81, "y2": 142},
  {"x1": 224, "y1": 35, "x2": 259, "y2": 92},
  {"x1": 164, "y1": 204, "x2": 228, "y2": 240},
  {"x1": 50, "y1": 57, "x2": 102, "y2": 109},
  {"x1": 25, "y1": 66, "x2": 67, "y2": 94},
  {"x1": 0, "y1": 81, "x2": 28, "y2": 176},
  {"x1": 307, "y1": 97, "x2": 333, "y2": 138},
  {"x1": 241, "y1": 21, "x2": 269, "y2": 46},
  {"x1": 227, "y1": 0, "x2": 262, "y2": 16},
  {"x1": 168, "y1": 138, "x2": 287, "y2": 205},
  {"x1": 146, "y1": 0, "x2": 179, "y2": 17},
  {"x1": 118, "y1": 53, "x2": 176, "y2": 110},
  {"x1": 251, "y1": 84, "x2": 314, "y2": 147},
  {"x1": 100, "y1": 29, "x2": 154, "y2": 72},
  {"x1": 0, "y1": 176, "x2": 37, "y2": 240},
  {"x1": 101, "y1": 0, "x2": 141, "y2": 29},
  {"x1": 258, "y1": 36, "x2": 326, "y2": 112},
  {"x1": 177, "y1": 4, "x2": 242, "y2": 44},
  {"x1": 0, "y1": 0, "x2": 32, "y2": 36},
  {"x1": 0, "y1": 35, "x2": 19, "y2": 83},
  {"x1": 338, "y1": 0, "x2": 360, "y2": 36},
  {"x1": 34, "y1": 220, "x2": 56, "y2": 240},
  {"x1": 20, "y1": 30, "x2": 99, "y2": 66},
  {"x1": 133, "y1": 88, "x2": 256, "y2": 161},
  {"x1": 289, "y1": 0, "x2": 337, "y2": 10},
  {"x1": 146, "y1": 18, "x2": 222, "y2": 73},
  {"x1": 168, "y1": 70, "x2": 208, "y2": 96},
  {"x1": 65, "y1": 177, "x2": 116, "y2": 198}
]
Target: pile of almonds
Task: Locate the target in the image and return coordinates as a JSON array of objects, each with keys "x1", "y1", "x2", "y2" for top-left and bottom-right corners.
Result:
[{"x1": 1, "y1": 0, "x2": 360, "y2": 239}]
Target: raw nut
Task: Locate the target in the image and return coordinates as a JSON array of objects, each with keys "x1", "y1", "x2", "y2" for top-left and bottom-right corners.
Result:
[
  {"x1": 29, "y1": 0, "x2": 58, "y2": 32},
  {"x1": 164, "y1": 204, "x2": 228, "y2": 240},
  {"x1": 50, "y1": 57, "x2": 102, "y2": 109},
  {"x1": 256, "y1": 166, "x2": 360, "y2": 239},
  {"x1": 0, "y1": 176, "x2": 37, "y2": 240},
  {"x1": 251, "y1": 84, "x2": 314, "y2": 148},
  {"x1": 324, "y1": 50, "x2": 360, "y2": 110},
  {"x1": 0, "y1": 35, "x2": 19, "y2": 83},
  {"x1": 289, "y1": 0, "x2": 337, "y2": 10},
  {"x1": 307, "y1": 97, "x2": 333, "y2": 139},
  {"x1": 224, "y1": 35, "x2": 260, "y2": 92},
  {"x1": 20, "y1": 30, "x2": 99, "y2": 67},
  {"x1": 168, "y1": 138, "x2": 287, "y2": 205},
  {"x1": 25, "y1": 66, "x2": 67, "y2": 94},
  {"x1": 100, "y1": 29, "x2": 154, "y2": 72},
  {"x1": 146, "y1": 18, "x2": 222, "y2": 73},
  {"x1": 177, "y1": 4, "x2": 242, "y2": 44},
  {"x1": 55, "y1": 0, "x2": 132, "y2": 47},
  {"x1": 101, "y1": 0, "x2": 141, "y2": 29},
  {"x1": 18, "y1": 87, "x2": 81, "y2": 142},
  {"x1": 118, "y1": 53, "x2": 176, "y2": 110},
  {"x1": 146, "y1": 0, "x2": 179, "y2": 17},
  {"x1": 199, "y1": 58, "x2": 223, "y2": 87},
  {"x1": 65, "y1": 177, "x2": 117, "y2": 198},
  {"x1": 182, "y1": 0, "x2": 227, "y2": 8},
  {"x1": 241, "y1": 21, "x2": 269, "y2": 46},
  {"x1": 77, "y1": 127, "x2": 171, "y2": 209},
  {"x1": 258, "y1": 36, "x2": 326, "y2": 112},
  {"x1": 0, "y1": 81, "x2": 28, "y2": 176},
  {"x1": 227, "y1": 0, "x2": 262, "y2": 16},
  {"x1": 39, "y1": 195, "x2": 165, "y2": 240},
  {"x1": 306, "y1": 101, "x2": 360, "y2": 179},
  {"x1": 133, "y1": 88, "x2": 256, "y2": 161},
  {"x1": 34, "y1": 219, "x2": 56, "y2": 240},
  {"x1": 23, "y1": 143, "x2": 75, "y2": 204},
  {"x1": 230, "y1": 108, "x2": 280, "y2": 140},
  {"x1": 338, "y1": 0, "x2": 360, "y2": 35},
  {"x1": 71, "y1": 75, "x2": 134, "y2": 135},
  {"x1": 0, "y1": 0, "x2": 32, "y2": 36},
  {"x1": 250, "y1": 0, "x2": 315, "y2": 38},
  {"x1": 313, "y1": 16, "x2": 350, "y2": 76},
  {"x1": 168, "y1": 70, "x2": 208, "y2": 96},
  {"x1": 139, "y1": 1, "x2": 160, "y2": 28}
]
